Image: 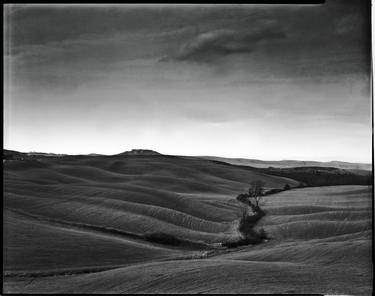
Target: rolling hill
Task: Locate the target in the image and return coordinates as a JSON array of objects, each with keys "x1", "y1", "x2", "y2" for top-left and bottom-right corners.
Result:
[
  {"x1": 200, "y1": 155, "x2": 372, "y2": 171},
  {"x1": 3, "y1": 149, "x2": 373, "y2": 294}
]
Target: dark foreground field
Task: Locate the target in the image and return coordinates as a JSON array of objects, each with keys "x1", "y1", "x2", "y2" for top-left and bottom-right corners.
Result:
[{"x1": 3, "y1": 151, "x2": 373, "y2": 294}]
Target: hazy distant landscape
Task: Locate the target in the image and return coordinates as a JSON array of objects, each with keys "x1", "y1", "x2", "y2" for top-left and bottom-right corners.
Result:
[
  {"x1": 3, "y1": 149, "x2": 372, "y2": 294},
  {"x1": 200, "y1": 155, "x2": 372, "y2": 171}
]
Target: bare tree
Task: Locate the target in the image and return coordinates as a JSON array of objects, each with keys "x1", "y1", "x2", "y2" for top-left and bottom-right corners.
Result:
[
  {"x1": 237, "y1": 180, "x2": 265, "y2": 213},
  {"x1": 248, "y1": 180, "x2": 265, "y2": 207}
]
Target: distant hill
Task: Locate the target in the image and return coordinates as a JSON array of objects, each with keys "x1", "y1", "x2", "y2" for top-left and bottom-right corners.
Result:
[
  {"x1": 116, "y1": 149, "x2": 161, "y2": 156},
  {"x1": 199, "y1": 156, "x2": 372, "y2": 171},
  {"x1": 5, "y1": 149, "x2": 370, "y2": 171},
  {"x1": 253, "y1": 166, "x2": 372, "y2": 187},
  {"x1": 3, "y1": 150, "x2": 68, "y2": 160},
  {"x1": 3, "y1": 149, "x2": 162, "y2": 160},
  {"x1": 3, "y1": 149, "x2": 26, "y2": 160},
  {"x1": 3, "y1": 149, "x2": 372, "y2": 187},
  {"x1": 27, "y1": 152, "x2": 68, "y2": 157}
]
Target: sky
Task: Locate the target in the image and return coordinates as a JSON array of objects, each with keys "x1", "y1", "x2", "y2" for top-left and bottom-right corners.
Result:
[{"x1": 3, "y1": 1, "x2": 372, "y2": 162}]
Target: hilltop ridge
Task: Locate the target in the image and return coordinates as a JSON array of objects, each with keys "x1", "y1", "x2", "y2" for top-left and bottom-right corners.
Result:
[{"x1": 117, "y1": 149, "x2": 161, "y2": 156}]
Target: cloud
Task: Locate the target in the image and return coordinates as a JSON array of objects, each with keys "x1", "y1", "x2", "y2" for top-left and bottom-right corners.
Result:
[{"x1": 162, "y1": 25, "x2": 286, "y2": 63}]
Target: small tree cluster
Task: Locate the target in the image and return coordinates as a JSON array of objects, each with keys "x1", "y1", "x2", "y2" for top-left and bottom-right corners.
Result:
[{"x1": 283, "y1": 183, "x2": 291, "y2": 190}]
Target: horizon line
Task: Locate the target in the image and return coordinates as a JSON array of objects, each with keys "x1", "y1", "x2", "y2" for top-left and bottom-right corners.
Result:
[{"x1": 3, "y1": 147, "x2": 372, "y2": 165}]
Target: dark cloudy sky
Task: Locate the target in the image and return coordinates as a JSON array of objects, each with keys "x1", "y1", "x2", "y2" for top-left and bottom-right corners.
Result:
[{"x1": 4, "y1": 1, "x2": 372, "y2": 162}]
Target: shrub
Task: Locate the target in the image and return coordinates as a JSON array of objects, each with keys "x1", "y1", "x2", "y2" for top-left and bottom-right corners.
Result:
[
  {"x1": 264, "y1": 188, "x2": 283, "y2": 195},
  {"x1": 256, "y1": 228, "x2": 268, "y2": 240},
  {"x1": 144, "y1": 232, "x2": 182, "y2": 246},
  {"x1": 222, "y1": 236, "x2": 262, "y2": 248}
]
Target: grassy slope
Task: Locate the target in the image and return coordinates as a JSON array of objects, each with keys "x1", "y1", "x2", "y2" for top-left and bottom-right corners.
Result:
[
  {"x1": 4, "y1": 186, "x2": 372, "y2": 294},
  {"x1": 4, "y1": 210, "x2": 182, "y2": 273},
  {"x1": 4, "y1": 258, "x2": 369, "y2": 294},
  {"x1": 258, "y1": 185, "x2": 371, "y2": 240},
  {"x1": 4, "y1": 186, "x2": 371, "y2": 294},
  {"x1": 3, "y1": 154, "x2": 299, "y2": 273},
  {"x1": 256, "y1": 166, "x2": 372, "y2": 186},
  {"x1": 3, "y1": 153, "x2": 372, "y2": 294}
]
